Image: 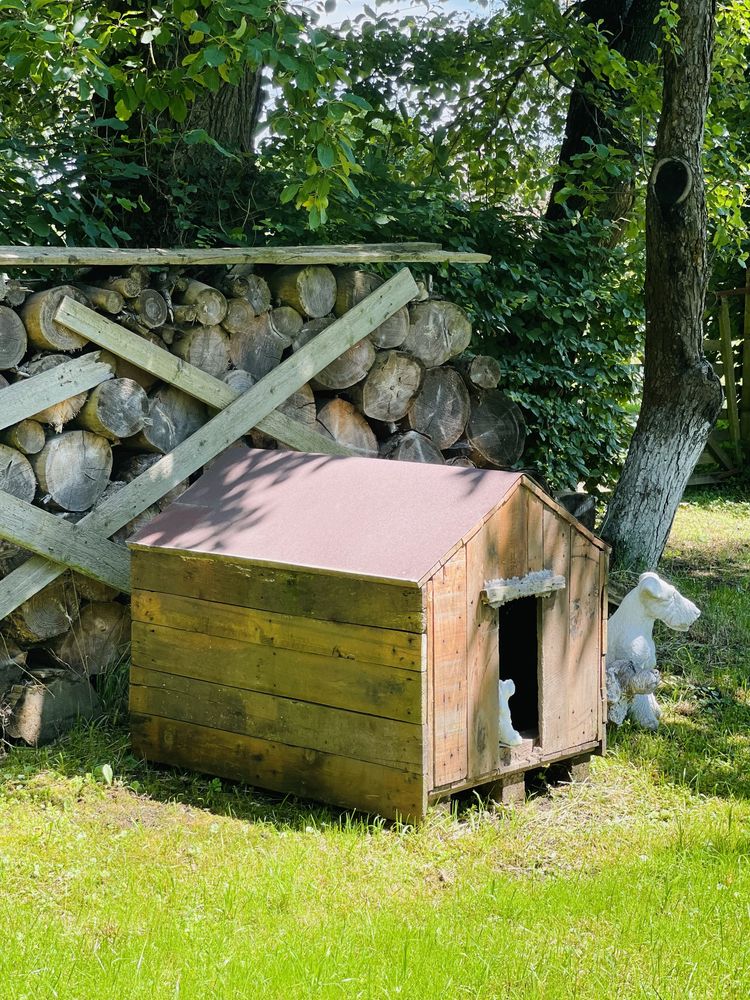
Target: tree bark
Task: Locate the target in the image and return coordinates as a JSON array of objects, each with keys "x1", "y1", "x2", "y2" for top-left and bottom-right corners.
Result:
[
  {"x1": 600, "y1": 0, "x2": 722, "y2": 569},
  {"x1": 545, "y1": 0, "x2": 663, "y2": 227}
]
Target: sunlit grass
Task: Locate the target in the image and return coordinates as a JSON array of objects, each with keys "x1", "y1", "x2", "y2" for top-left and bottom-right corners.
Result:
[{"x1": 1, "y1": 482, "x2": 750, "y2": 998}]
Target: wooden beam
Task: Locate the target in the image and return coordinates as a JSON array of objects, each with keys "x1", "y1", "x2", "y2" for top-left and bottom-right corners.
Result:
[
  {"x1": 0, "y1": 352, "x2": 112, "y2": 430},
  {"x1": 0, "y1": 268, "x2": 419, "y2": 617},
  {"x1": 55, "y1": 298, "x2": 352, "y2": 456},
  {"x1": 0, "y1": 492, "x2": 130, "y2": 592},
  {"x1": 0, "y1": 244, "x2": 490, "y2": 267},
  {"x1": 718, "y1": 297, "x2": 741, "y2": 456},
  {"x1": 741, "y1": 266, "x2": 750, "y2": 446}
]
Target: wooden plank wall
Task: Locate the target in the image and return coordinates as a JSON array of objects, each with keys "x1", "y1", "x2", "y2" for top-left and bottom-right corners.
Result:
[
  {"x1": 129, "y1": 551, "x2": 429, "y2": 821},
  {"x1": 429, "y1": 482, "x2": 607, "y2": 793}
]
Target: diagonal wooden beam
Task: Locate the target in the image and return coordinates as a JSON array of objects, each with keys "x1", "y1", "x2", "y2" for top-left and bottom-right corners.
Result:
[
  {"x1": 0, "y1": 493, "x2": 130, "y2": 593},
  {"x1": 0, "y1": 352, "x2": 112, "y2": 430},
  {"x1": 0, "y1": 268, "x2": 419, "y2": 618},
  {"x1": 55, "y1": 297, "x2": 352, "y2": 456}
]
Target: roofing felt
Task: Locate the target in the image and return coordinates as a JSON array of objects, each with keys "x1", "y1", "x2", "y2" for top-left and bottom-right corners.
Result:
[{"x1": 129, "y1": 445, "x2": 522, "y2": 583}]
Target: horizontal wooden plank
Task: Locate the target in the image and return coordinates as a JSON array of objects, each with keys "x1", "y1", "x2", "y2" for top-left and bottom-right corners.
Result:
[
  {"x1": 130, "y1": 550, "x2": 425, "y2": 633},
  {"x1": 56, "y1": 298, "x2": 352, "y2": 457},
  {"x1": 130, "y1": 666, "x2": 424, "y2": 769},
  {"x1": 0, "y1": 268, "x2": 418, "y2": 618},
  {"x1": 132, "y1": 621, "x2": 422, "y2": 722},
  {"x1": 130, "y1": 712, "x2": 426, "y2": 821},
  {"x1": 0, "y1": 352, "x2": 112, "y2": 430},
  {"x1": 0, "y1": 493, "x2": 130, "y2": 592},
  {"x1": 131, "y1": 590, "x2": 424, "y2": 670},
  {"x1": 0, "y1": 244, "x2": 490, "y2": 266}
]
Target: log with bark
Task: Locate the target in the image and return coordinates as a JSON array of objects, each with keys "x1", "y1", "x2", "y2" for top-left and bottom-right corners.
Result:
[
  {"x1": 401, "y1": 300, "x2": 472, "y2": 367},
  {"x1": 0, "y1": 305, "x2": 28, "y2": 369},
  {"x1": 380, "y1": 430, "x2": 445, "y2": 464},
  {"x1": 0, "y1": 444, "x2": 37, "y2": 502},
  {"x1": 171, "y1": 325, "x2": 231, "y2": 378},
  {"x1": 32, "y1": 430, "x2": 113, "y2": 511},
  {"x1": 405, "y1": 366, "x2": 470, "y2": 449},
  {"x1": 0, "y1": 420, "x2": 46, "y2": 456},
  {"x1": 74, "y1": 378, "x2": 149, "y2": 441},
  {"x1": 294, "y1": 318, "x2": 376, "y2": 391},
  {"x1": 452, "y1": 352, "x2": 502, "y2": 391},
  {"x1": 317, "y1": 398, "x2": 378, "y2": 456},
  {"x1": 463, "y1": 390, "x2": 526, "y2": 468},
  {"x1": 53, "y1": 601, "x2": 129, "y2": 675},
  {"x1": 7, "y1": 575, "x2": 80, "y2": 643},
  {"x1": 175, "y1": 279, "x2": 228, "y2": 326},
  {"x1": 125, "y1": 384, "x2": 208, "y2": 454},
  {"x1": 229, "y1": 313, "x2": 291, "y2": 380},
  {"x1": 269, "y1": 265, "x2": 337, "y2": 318},
  {"x1": 334, "y1": 270, "x2": 409, "y2": 348},
  {"x1": 21, "y1": 353, "x2": 91, "y2": 431},
  {"x1": 20, "y1": 286, "x2": 89, "y2": 352},
  {"x1": 350, "y1": 350, "x2": 424, "y2": 423}
]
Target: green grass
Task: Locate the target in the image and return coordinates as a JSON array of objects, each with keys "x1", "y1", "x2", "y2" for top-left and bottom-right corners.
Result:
[{"x1": 2, "y1": 484, "x2": 750, "y2": 999}]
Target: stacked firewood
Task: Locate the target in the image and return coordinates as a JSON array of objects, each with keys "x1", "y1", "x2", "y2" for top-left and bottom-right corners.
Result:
[{"x1": 0, "y1": 262, "x2": 525, "y2": 745}]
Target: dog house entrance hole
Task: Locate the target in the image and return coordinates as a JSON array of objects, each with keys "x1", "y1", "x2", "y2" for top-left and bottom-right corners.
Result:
[{"x1": 498, "y1": 596, "x2": 540, "y2": 737}]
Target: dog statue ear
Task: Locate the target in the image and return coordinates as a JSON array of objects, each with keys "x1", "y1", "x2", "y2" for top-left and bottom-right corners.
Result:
[{"x1": 638, "y1": 572, "x2": 670, "y2": 599}]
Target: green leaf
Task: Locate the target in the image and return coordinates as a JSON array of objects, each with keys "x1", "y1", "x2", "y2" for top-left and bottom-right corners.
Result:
[
  {"x1": 203, "y1": 46, "x2": 226, "y2": 67},
  {"x1": 316, "y1": 143, "x2": 335, "y2": 169},
  {"x1": 169, "y1": 94, "x2": 187, "y2": 122},
  {"x1": 280, "y1": 182, "x2": 300, "y2": 204}
]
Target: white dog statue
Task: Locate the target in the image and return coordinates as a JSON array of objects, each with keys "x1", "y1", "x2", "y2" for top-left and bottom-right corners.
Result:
[
  {"x1": 607, "y1": 572, "x2": 700, "y2": 730},
  {"x1": 498, "y1": 678, "x2": 524, "y2": 747}
]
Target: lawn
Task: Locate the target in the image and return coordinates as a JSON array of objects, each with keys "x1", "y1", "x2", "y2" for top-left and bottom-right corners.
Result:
[{"x1": 1, "y1": 485, "x2": 750, "y2": 999}]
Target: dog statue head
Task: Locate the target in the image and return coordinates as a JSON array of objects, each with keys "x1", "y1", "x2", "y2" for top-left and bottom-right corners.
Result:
[{"x1": 636, "y1": 572, "x2": 700, "y2": 632}]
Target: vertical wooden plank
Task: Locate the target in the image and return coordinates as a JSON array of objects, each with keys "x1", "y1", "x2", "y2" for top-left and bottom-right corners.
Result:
[
  {"x1": 719, "y1": 298, "x2": 741, "y2": 457},
  {"x1": 431, "y1": 548, "x2": 468, "y2": 787},
  {"x1": 526, "y1": 488, "x2": 544, "y2": 574},
  {"x1": 465, "y1": 523, "x2": 500, "y2": 780},
  {"x1": 539, "y1": 508, "x2": 571, "y2": 751},
  {"x1": 598, "y1": 550, "x2": 609, "y2": 744},
  {"x1": 566, "y1": 534, "x2": 601, "y2": 746},
  {"x1": 494, "y1": 485, "x2": 527, "y2": 579},
  {"x1": 742, "y1": 267, "x2": 750, "y2": 446},
  {"x1": 425, "y1": 578, "x2": 435, "y2": 790}
]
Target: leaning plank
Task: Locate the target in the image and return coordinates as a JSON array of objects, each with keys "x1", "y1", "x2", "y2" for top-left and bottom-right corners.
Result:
[
  {"x1": 0, "y1": 244, "x2": 490, "y2": 266},
  {"x1": 0, "y1": 352, "x2": 112, "y2": 430},
  {"x1": 0, "y1": 268, "x2": 419, "y2": 617},
  {"x1": 0, "y1": 492, "x2": 130, "y2": 593},
  {"x1": 56, "y1": 297, "x2": 351, "y2": 457}
]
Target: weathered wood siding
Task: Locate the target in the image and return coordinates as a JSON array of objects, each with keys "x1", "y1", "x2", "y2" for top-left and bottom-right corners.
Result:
[{"x1": 130, "y1": 549, "x2": 428, "y2": 822}]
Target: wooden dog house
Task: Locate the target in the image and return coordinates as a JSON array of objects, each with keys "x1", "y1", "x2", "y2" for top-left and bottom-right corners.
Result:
[{"x1": 128, "y1": 446, "x2": 608, "y2": 821}]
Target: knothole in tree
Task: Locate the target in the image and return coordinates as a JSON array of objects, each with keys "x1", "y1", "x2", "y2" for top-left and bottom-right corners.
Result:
[{"x1": 650, "y1": 157, "x2": 693, "y2": 211}]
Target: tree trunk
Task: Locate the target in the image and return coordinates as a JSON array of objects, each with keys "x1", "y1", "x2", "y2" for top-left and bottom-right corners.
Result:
[
  {"x1": 600, "y1": 0, "x2": 721, "y2": 569},
  {"x1": 545, "y1": 0, "x2": 663, "y2": 227}
]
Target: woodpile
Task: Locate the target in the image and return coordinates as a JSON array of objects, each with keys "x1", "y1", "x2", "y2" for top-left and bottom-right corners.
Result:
[{"x1": 0, "y1": 259, "x2": 525, "y2": 745}]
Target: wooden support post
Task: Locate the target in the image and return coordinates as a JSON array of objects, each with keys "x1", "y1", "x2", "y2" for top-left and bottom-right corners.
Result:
[
  {"x1": 0, "y1": 353, "x2": 112, "y2": 430},
  {"x1": 0, "y1": 269, "x2": 419, "y2": 616},
  {"x1": 742, "y1": 267, "x2": 750, "y2": 449},
  {"x1": 56, "y1": 298, "x2": 352, "y2": 457},
  {"x1": 719, "y1": 298, "x2": 741, "y2": 458}
]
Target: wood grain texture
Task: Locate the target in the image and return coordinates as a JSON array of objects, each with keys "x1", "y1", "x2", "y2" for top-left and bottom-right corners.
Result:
[
  {"x1": 526, "y1": 487, "x2": 544, "y2": 573},
  {"x1": 0, "y1": 492, "x2": 130, "y2": 592},
  {"x1": 0, "y1": 270, "x2": 418, "y2": 618},
  {"x1": 56, "y1": 296, "x2": 352, "y2": 457},
  {"x1": 130, "y1": 550, "x2": 426, "y2": 632},
  {"x1": 132, "y1": 621, "x2": 422, "y2": 722},
  {"x1": 493, "y1": 483, "x2": 528, "y2": 579},
  {"x1": 0, "y1": 353, "x2": 112, "y2": 430},
  {"x1": 464, "y1": 520, "x2": 501, "y2": 781},
  {"x1": 130, "y1": 667, "x2": 423, "y2": 769},
  {"x1": 0, "y1": 244, "x2": 489, "y2": 266},
  {"x1": 130, "y1": 713, "x2": 427, "y2": 821},
  {"x1": 539, "y1": 507, "x2": 571, "y2": 752},
  {"x1": 131, "y1": 590, "x2": 424, "y2": 670},
  {"x1": 566, "y1": 533, "x2": 602, "y2": 746},
  {"x1": 431, "y1": 548, "x2": 468, "y2": 787}
]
